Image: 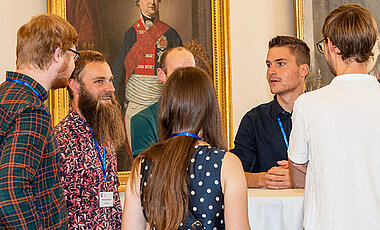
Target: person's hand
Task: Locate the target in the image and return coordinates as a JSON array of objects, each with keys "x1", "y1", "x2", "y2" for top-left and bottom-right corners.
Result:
[
  {"x1": 264, "y1": 166, "x2": 292, "y2": 189},
  {"x1": 277, "y1": 160, "x2": 289, "y2": 169}
]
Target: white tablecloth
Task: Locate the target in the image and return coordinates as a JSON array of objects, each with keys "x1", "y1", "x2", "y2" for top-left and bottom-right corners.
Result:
[
  {"x1": 248, "y1": 189, "x2": 304, "y2": 230},
  {"x1": 120, "y1": 188, "x2": 304, "y2": 229}
]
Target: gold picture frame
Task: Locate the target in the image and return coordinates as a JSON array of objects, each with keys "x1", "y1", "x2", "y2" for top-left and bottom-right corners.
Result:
[{"x1": 47, "y1": 0, "x2": 232, "y2": 190}]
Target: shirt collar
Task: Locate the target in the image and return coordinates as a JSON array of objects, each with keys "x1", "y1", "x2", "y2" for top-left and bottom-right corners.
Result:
[
  {"x1": 271, "y1": 95, "x2": 291, "y2": 120},
  {"x1": 141, "y1": 12, "x2": 155, "y2": 24},
  {"x1": 6, "y1": 71, "x2": 48, "y2": 101}
]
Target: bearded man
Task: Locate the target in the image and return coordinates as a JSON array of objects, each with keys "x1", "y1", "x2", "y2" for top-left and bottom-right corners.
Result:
[{"x1": 54, "y1": 50, "x2": 125, "y2": 229}]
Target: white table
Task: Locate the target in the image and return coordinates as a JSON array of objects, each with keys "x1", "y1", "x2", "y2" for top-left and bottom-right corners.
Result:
[
  {"x1": 248, "y1": 189, "x2": 304, "y2": 230},
  {"x1": 120, "y1": 188, "x2": 304, "y2": 229}
]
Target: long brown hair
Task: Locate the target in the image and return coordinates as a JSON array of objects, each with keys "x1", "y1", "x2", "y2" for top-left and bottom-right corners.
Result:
[{"x1": 130, "y1": 67, "x2": 226, "y2": 229}]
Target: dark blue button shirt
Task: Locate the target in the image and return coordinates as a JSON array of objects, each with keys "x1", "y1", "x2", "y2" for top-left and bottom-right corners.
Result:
[{"x1": 231, "y1": 96, "x2": 291, "y2": 173}]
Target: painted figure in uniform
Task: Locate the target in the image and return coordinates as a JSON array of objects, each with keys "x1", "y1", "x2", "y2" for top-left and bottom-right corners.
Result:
[{"x1": 113, "y1": 0, "x2": 182, "y2": 149}]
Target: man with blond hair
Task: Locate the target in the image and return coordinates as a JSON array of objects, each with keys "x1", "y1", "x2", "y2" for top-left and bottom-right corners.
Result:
[
  {"x1": 0, "y1": 14, "x2": 78, "y2": 229},
  {"x1": 289, "y1": 4, "x2": 380, "y2": 229}
]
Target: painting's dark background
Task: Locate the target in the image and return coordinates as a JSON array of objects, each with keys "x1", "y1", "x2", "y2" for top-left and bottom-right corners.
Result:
[{"x1": 66, "y1": 0, "x2": 213, "y2": 170}]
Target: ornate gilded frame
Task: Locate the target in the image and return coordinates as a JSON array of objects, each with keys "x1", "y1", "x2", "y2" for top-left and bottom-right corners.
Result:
[
  {"x1": 47, "y1": 0, "x2": 232, "y2": 190},
  {"x1": 293, "y1": 0, "x2": 303, "y2": 41}
]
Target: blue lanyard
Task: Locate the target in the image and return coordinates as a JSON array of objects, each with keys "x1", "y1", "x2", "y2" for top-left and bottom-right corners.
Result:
[
  {"x1": 89, "y1": 128, "x2": 107, "y2": 182},
  {"x1": 170, "y1": 132, "x2": 203, "y2": 140},
  {"x1": 6, "y1": 78, "x2": 44, "y2": 102},
  {"x1": 277, "y1": 116, "x2": 289, "y2": 149}
]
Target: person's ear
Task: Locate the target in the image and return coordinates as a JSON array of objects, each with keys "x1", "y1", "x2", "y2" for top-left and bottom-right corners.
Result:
[
  {"x1": 300, "y1": 64, "x2": 309, "y2": 78},
  {"x1": 68, "y1": 79, "x2": 81, "y2": 94},
  {"x1": 157, "y1": 68, "x2": 167, "y2": 82},
  {"x1": 327, "y1": 37, "x2": 339, "y2": 54},
  {"x1": 52, "y1": 47, "x2": 63, "y2": 63}
]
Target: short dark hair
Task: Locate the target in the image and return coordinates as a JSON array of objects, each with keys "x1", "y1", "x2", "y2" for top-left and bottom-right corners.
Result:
[
  {"x1": 67, "y1": 50, "x2": 106, "y2": 99},
  {"x1": 322, "y1": 4, "x2": 378, "y2": 63},
  {"x1": 269, "y1": 35, "x2": 310, "y2": 66}
]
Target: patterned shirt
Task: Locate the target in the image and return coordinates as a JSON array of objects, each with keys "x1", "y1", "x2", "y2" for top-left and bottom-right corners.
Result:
[
  {"x1": 0, "y1": 72, "x2": 68, "y2": 229},
  {"x1": 54, "y1": 108, "x2": 122, "y2": 229}
]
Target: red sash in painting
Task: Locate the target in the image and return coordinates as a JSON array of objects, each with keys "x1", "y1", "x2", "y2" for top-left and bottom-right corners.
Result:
[{"x1": 124, "y1": 20, "x2": 170, "y2": 83}]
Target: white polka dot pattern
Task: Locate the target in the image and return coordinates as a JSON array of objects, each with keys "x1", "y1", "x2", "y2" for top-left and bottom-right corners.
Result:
[{"x1": 138, "y1": 145, "x2": 226, "y2": 228}]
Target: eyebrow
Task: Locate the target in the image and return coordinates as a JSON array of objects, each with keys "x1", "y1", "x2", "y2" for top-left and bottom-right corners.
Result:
[
  {"x1": 266, "y1": 58, "x2": 288, "y2": 64},
  {"x1": 274, "y1": 58, "x2": 287, "y2": 62}
]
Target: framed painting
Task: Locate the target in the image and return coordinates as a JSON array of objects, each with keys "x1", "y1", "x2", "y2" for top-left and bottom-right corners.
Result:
[
  {"x1": 47, "y1": 0, "x2": 232, "y2": 188},
  {"x1": 294, "y1": 0, "x2": 380, "y2": 91}
]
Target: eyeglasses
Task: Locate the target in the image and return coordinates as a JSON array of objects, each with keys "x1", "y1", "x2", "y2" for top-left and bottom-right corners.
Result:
[
  {"x1": 68, "y1": 48, "x2": 80, "y2": 62},
  {"x1": 316, "y1": 38, "x2": 326, "y2": 54}
]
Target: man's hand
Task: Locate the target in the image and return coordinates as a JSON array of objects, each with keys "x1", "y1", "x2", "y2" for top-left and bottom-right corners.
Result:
[
  {"x1": 277, "y1": 160, "x2": 289, "y2": 169},
  {"x1": 264, "y1": 163, "x2": 292, "y2": 189}
]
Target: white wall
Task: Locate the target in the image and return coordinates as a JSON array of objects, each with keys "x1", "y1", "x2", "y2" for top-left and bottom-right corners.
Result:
[
  {"x1": 230, "y1": 0, "x2": 294, "y2": 139},
  {"x1": 0, "y1": 0, "x2": 295, "y2": 142},
  {"x1": 0, "y1": 0, "x2": 47, "y2": 83}
]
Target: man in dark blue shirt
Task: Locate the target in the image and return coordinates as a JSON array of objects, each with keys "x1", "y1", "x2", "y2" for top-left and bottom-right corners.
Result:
[{"x1": 231, "y1": 36, "x2": 310, "y2": 189}]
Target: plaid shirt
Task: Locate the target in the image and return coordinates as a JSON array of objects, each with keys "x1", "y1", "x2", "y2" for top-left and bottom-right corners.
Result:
[{"x1": 0, "y1": 72, "x2": 68, "y2": 229}]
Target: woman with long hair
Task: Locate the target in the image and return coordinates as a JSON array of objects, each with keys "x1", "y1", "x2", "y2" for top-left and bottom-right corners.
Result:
[{"x1": 122, "y1": 67, "x2": 250, "y2": 230}]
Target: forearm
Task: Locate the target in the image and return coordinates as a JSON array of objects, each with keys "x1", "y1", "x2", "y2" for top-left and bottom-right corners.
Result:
[
  {"x1": 288, "y1": 158, "x2": 308, "y2": 188},
  {"x1": 244, "y1": 172, "x2": 267, "y2": 188}
]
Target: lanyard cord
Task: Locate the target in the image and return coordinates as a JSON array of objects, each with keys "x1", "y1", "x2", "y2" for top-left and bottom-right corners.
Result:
[
  {"x1": 89, "y1": 128, "x2": 107, "y2": 182},
  {"x1": 6, "y1": 79, "x2": 44, "y2": 102},
  {"x1": 277, "y1": 116, "x2": 289, "y2": 149},
  {"x1": 170, "y1": 132, "x2": 203, "y2": 141}
]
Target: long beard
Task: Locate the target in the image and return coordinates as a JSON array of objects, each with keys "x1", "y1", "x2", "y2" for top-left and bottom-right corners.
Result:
[{"x1": 78, "y1": 87, "x2": 125, "y2": 147}]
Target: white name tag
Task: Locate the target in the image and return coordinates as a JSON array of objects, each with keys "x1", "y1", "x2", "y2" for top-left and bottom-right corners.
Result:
[{"x1": 99, "y1": 192, "x2": 113, "y2": 207}]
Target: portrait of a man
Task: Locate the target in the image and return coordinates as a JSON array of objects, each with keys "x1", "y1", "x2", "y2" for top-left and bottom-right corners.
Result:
[{"x1": 65, "y1": 0, "x2": 214, "y2": 170}]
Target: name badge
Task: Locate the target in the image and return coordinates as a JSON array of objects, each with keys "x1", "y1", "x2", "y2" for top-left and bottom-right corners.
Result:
[{"x1": 99, "y1": 192, "x2": 113, "y2": 207}]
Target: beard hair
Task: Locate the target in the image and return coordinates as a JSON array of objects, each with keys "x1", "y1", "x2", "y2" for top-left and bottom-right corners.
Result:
[
  {"x1": 51, "y1": 57, "x2": 71, "y2": 89},
  {"x1": 78, "y1": 86, "x2": 125, "y2": 147}
]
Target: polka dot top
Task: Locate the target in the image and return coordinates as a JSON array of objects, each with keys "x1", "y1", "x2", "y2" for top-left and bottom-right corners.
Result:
[{"x1": 140, "y1": 145, "x2": 226, "y2": 229}]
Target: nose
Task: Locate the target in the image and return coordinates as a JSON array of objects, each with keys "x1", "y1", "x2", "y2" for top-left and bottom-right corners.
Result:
[
  {"x1": 105, "y1": 80, "x2": 115, "y2": 93},
  {"x1": 267, "y1": 66, "x2": 276, "y2": 77}
]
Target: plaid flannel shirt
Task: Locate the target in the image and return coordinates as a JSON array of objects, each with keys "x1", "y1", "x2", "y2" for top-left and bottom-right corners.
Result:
[{"x1": 0, "y1": 72, "x2": 68, "y2": 229}]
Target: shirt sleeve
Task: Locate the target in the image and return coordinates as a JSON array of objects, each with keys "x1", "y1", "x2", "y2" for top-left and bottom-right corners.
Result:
[
  {"x1": 230, "y1": 113, "x2": 258, "y2": 172},
  {"x1": 288, "y1": 99, "x2": 309, "y2": 164},
  {"x1": 130, "y1": 113, "x2": 158, "y2": 159},
  {"x1": 0, "y1": 110, "x2": 46, "y2": 229}
]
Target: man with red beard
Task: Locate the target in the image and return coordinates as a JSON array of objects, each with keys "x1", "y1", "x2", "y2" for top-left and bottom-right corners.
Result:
[
  {"x1": 0, "y1": 14, "x2": 77, "y2": 229},
  {"x1": 54, "y1": 50, "x2": 125, "y2": 229}
]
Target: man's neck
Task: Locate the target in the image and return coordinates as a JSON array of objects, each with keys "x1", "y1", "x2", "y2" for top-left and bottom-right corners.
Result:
[
  {"x1": 71, "y1": 99, "x2": 84, "y2": 118},
  {"x1": 335, "y1": 60, "x2": 368, "y2": 76},
  {"x1": 16, "y1": 67, "x2": 51, "y2": 91},
  {"x1": 277, "y1": 90, "x2": 303, "y2": 113}
]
